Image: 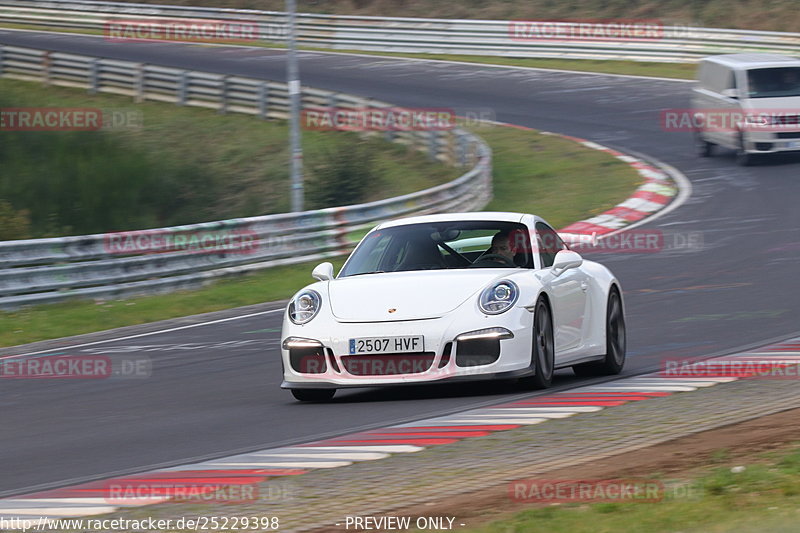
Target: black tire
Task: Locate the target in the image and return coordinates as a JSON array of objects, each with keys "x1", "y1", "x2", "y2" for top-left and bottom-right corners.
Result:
[
  {"x1": 694, "y1": 131, "x2": 713, "y2": 157},
  {"x1": 572, "y1": 287, "x2": 626, "y2": 377},
  {"x1": 518, "y1": 297, "x2": 554, "y2": 389},
  {"x1": 736, "y1": 132, "x2": 754, "y2": 166},
  {"x1": 291, "y1": 388, "x2": 336, "y2": 402}
]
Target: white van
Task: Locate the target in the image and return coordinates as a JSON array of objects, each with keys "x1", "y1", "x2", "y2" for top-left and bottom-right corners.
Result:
[{"x1": 692, "y1": 53, "x2": 800, "y2": 165}]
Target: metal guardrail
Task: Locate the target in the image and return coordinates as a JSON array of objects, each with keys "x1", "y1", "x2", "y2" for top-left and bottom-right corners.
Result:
[
  {"x1": 0, "y1": 44, "x2": 492, "y2": 309},
  {"x1": 1, "y1": 0, "x2": 800, "y2": 62}
]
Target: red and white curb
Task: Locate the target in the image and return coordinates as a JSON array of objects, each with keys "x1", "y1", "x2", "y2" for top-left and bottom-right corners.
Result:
[
  {"x1": 491, "y1": 124, "x2": 688, "y2": 242},
  {"x1": 3, "y1": 337, "x2": 799, "y2": 520},
  {"x1": 549, "y1": 133, "x2": 680, "y2": 238}
]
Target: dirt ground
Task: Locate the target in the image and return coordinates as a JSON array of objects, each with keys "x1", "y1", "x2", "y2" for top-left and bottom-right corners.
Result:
[{"x1": 312, "y1": 407, "x2": 800, "y2": 532}]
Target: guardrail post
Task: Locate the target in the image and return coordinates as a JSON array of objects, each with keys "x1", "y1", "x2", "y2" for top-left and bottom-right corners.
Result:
[
  {"x1": 42, "y1": 50, "x2": 51, "y2": 86},
  {"x1": 470, "y1": 139, "x2": 479, "y2": 166},
  {"x1": 428, "y1": 130, "x2": 439, "y2": 161},
  {"x1": 258, "y1": 81, "x2": 269, "y2": 119},
  {"x1": 134, "y1": 63, "x2": 144, "y2": 103},
  {"x1": 219, "y1": 75, "x2": 228, "y2": 114},
  {"x1": 443, "y1": 130, "x2": 455, "y2": 166},
  {"x1": 178, "y1": 71, "x2": 188, "y2": 106},
  {"x1": 88, "y1": 58, "x2": 99, "y2": 95},
  {"x1": 457, "y1": 132, "x2": 468, "y2": 166},
  {"x1": 0, "y1": 46, "x2": 4, "y2": 78}
]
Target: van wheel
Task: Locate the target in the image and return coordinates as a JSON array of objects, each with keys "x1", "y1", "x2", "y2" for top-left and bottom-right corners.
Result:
[
  {"x1": 694, "y1": 131, "x2": 713, "y2": 157},
  {"x1": 736, "y1": 132, "x2": 754, "y2": 166}
]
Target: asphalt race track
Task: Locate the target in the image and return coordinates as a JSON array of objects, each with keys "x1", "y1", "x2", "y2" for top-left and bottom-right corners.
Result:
[{"x1": 1, "y1": 29, "x2": 799, "y2": 498}]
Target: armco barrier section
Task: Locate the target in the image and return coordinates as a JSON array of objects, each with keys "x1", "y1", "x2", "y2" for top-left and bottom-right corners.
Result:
[
  {"x1": 1, "y1": 0, "x2": 800, "y2": 62},
  {"x1": 0, "y1": 44, "x2": 492, "y2": 310}
]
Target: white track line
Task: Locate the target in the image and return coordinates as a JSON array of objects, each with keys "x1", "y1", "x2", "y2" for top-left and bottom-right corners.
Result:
[
  {"x1": 2, "y1": 308, "x2": 284, "y2": 359},
  {"x1": 249, "y1": 452, "x2": 390, "y2": 460}
]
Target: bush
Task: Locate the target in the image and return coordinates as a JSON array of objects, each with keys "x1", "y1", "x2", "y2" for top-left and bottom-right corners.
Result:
[
  {"x1": 0, "y1": 199, "x2": 31, "y2": 240},
  {"x1": 305, "y1": 138, "x2": 377, "y2": 209},
  {"x1": 0, "y1": 131, "x2": 219, "y2": 236}
]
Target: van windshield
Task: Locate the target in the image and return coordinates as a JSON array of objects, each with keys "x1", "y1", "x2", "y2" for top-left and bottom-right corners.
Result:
[{"x1": 747, "y1": 67, "x2": 800, "y2": 98}]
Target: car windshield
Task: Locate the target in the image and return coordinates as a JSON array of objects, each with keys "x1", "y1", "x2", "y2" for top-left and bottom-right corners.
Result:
[
  {"x1": 338, "y1": 221, "x2": 534, "y2": 277},
  {"x1": 746, "y1": 67, "x2": 800, "y2": 98}
]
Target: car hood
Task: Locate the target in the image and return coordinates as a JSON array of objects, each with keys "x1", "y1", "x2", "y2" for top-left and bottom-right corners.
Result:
[{"x1": 328, "y1": 270, "x2": 514, "y2": 322}]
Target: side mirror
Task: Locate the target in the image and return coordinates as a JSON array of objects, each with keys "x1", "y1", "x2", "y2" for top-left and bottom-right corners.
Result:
[
  {"x1": 721, "y1": 88, "x2": 739, "y2": 99},
  {"x1": 312, "y1": 262, "x2": 334, "y2": 281},
  {"x1": 552, "y1": 250, "x2": 583, "y2": 276}
]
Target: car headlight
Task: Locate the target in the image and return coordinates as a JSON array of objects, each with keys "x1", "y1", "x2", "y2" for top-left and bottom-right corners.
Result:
[
  {"x1": 288, "y1": 290, "x2": 321, "y2": 324},
  {"x1": 479, "y1": 280, "x2": 519, "y2": 315}
]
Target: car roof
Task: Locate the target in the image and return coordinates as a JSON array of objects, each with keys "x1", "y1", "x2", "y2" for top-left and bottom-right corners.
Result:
[
  {"x1": 702, "y1": 53, "x2": 800, "y2": 69},
  {"x1": 374, "y1": 211, "x2": 528, "y2": 230}
]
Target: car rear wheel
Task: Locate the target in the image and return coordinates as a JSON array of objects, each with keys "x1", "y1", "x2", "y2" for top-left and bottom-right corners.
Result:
[
  {"x1": 573, "y1": 287, "x2": 626, "y2": 377},
  {"x1": 518, "y1": 297, "x2": 554, "y2": 389},
  {"x1": 291, "y1": 388, "x2": 336, "y2": 402}
]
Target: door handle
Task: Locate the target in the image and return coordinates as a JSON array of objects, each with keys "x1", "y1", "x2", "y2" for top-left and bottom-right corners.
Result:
[{"x1": 580, "y1": 281, "x2": 588, "y2": 292}]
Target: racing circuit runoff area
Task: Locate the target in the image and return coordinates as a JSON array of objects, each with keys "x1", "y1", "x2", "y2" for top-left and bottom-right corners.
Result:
[{"x1": 2, "y1": 12, "x2": 800, "y2": 533}]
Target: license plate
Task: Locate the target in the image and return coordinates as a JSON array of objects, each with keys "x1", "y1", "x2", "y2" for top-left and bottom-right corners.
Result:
[{"x1": 349, "y1": 336, "x2": 424, "y2": 355}]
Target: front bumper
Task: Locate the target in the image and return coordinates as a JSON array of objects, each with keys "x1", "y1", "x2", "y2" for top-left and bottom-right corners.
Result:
[
  {"x1": 743, "y1": 130, "x2": 800, "y2": 154},
  {"x1": 280, "y1": 308, "x2": 534, "y2": 389}
]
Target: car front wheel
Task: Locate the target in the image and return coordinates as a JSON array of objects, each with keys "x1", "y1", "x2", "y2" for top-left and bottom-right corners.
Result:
[{"x1": 518, "y1": 296, "x2": 554, "y2": 389}]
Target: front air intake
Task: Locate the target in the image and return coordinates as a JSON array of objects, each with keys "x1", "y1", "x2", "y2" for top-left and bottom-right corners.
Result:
[{"x1": 289, "y1": 346, "x2": 327, "y2": 374}]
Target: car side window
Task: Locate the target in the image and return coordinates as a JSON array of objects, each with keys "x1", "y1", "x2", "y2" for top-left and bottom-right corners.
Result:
[{"x1": 535, "y1": 222, "x2": 566, "y2": 268}]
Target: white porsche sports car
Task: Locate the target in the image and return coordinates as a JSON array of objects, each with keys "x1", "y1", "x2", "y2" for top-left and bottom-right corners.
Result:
[{"x1": 281, "y1": 212, "x2": 625, "y2": 401}]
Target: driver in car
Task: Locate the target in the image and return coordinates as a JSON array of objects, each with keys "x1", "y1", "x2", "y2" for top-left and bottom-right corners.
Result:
[{"x1": 487, "y1": 231, "x2": 518, "y2": 265}]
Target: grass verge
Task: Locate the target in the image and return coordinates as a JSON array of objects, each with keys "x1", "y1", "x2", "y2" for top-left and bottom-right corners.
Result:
[
  {"x1": 0, "y1": 124, "x2": 641, "y2": 348},
  {"x1": 462, "y1": 443, "x2": 800, "y2": 533}
]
